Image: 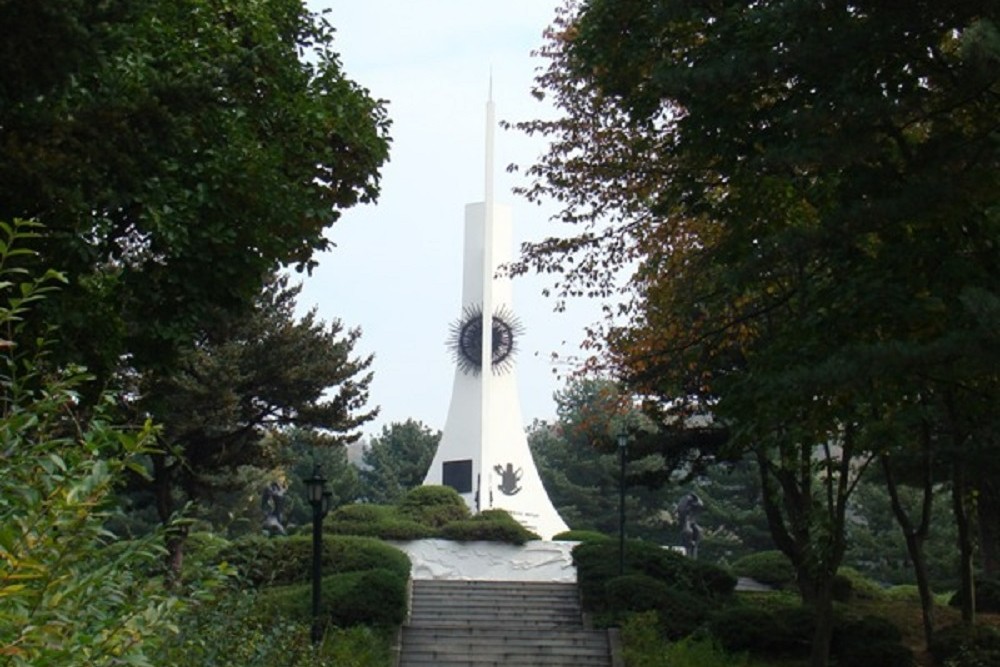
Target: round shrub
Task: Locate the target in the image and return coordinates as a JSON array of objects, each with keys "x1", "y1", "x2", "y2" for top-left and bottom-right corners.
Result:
[
  {"x1": 836, "y1": 567, "x2": 884, "y2": 601},
  {"x1": 948, "y1": 578, "x2": 1000, "y2": 614},
  {"x1": 731, "y1": 550, "x2": 796, "y2": 588},
  {"x1": 930, "y1": 623, "x2": 1000, "y2": 664},
  {"x1": 398, "y1": 485, "x2": 470, "y2": 527},
  {"x1": 605, "y1": 574, "x2": 671, "y2": 613},
  {"x1": 833, "y1": 615, "x2": 906, "y2": 666},
  {"x1": 707, "y1": 606, "x2": 787, "y2": 654},
  {"x1": 258, "y1": 567, "x2": 408, "y2": 627},
  {"x1": 323, "y1": 568, "x2": 408, "y2": 627}
]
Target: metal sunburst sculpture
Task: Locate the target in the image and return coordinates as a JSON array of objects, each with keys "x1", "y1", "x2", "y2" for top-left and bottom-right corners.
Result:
[{"x1": 449, "y1": 304, "x2": 522, "y2": 376}]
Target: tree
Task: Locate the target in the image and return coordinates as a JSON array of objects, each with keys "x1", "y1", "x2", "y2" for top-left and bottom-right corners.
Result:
[
  {"x1": 135, "y1": 273, "x2": 375, "y2": 577},
  {"x1": 0, "y1": 0, "x2": 391, "y2": 384},
  {"x1": 512, "y1": 2, "x2": 998, "y2": 663},
  {"x1": 359, "y1": 420, "x2": 439, "y2": 504},
  {"x1": 0, "y1": 220, "x2": 191, "y2": 666}
]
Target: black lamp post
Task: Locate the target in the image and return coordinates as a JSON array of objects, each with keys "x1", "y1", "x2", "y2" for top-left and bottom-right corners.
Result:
[
  {"x1": 617, "y1": 430, "x2": 628, "y2": 576},
  {"x1": 305, "y1": 464, "x2": 331, "y2": 645}
]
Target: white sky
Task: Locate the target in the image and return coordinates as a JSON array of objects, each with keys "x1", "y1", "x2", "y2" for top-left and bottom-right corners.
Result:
[{"x1": 299, "y1": 0, "x2": 602, "y2": 439}]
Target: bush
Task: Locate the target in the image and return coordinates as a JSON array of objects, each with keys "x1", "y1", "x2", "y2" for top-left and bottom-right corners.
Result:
[
  {"x1": 572, "y1": 540, "x2": 735, "y2": 614},
  {"x1": 328, "y1": 503, "x2": 397, "y2": 524},
  {"x1": 324, "y1": 502, "x2": 436, "y2": 540},
  {"x1": 438, "y1": 509, "x2": 540, "y2": 544},
  {"x1": 259, "y1": 568, "x2": 408, "y2": 627},
  {"x1": 731, "y1": 550, "x2": 796, "y2": 588},
  {"x1": 948, "y1": 578, "x2": 1000, "y2": 614},
  {"x1": 707, "y1": 606, "x2": 789, "y2": 655},
  {"x1": 218, "y1": 534, "x2": 410, "y2": 586},
  {"x1": 834, "y1": 614, "x2": 902, "y2": 648},
  {"x1": 605, "y1": 574, "x2": 672, "y2": 613},
  {"x1": 397, "y1": 485, "x2": 470, "y2": 527},
  {"x1": 150, "y1": 588, "x2": 396, "y2": 666},
  {"x1": 839, "y1": 641, "x2": 915, "y2": 667},
  {"x1": 930, "y1": 624, "x2": 1000, "y2": 665},
  {"x1": 833, "y1": 566, "x2": 884, "y2": 602},
  {"x1": 622, "y1": 612, "x2": 749, "y2": 667},
  {"x1": 708, "y1": 605, "x2": 833, "y2": 658},
  {"x1": 552, "y1": 529, "x2": 611, "y2": 543}
]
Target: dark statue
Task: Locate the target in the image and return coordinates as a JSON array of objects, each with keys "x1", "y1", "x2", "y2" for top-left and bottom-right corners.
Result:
[
  {"x1": 261, "y1": 480, "x2": 287, "y2": 535},
  {"x1": 494, "y1": 463, "x2": 523, "y2": 496},
  {"x1": 677, "y1": 492, "x2": 705, "y2": 559}
]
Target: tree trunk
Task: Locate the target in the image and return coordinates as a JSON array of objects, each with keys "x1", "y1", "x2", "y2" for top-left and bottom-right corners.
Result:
[
  {"x1": 881, "y1": 447, "x2": 935, "y2": 646},
  {"x1": 952, "y1": 460, "x2": 976, "y2": 625},
  {"x1": 809, "y1": 578, "x2": 836, "y2": 667},
  {"x1": 152, "y1": 451, "x2": 186, "y2": 587},
  {"x1": 977, "y1": 476, "x2": 1000, "y2": 577}
]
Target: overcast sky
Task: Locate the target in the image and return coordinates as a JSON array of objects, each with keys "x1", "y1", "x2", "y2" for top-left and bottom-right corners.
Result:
[{"x1": 299, "y1": 1, "x2": 602, "y2": 439}]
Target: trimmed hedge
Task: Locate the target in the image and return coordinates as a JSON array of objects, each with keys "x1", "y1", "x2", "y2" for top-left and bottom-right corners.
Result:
[
  {"x1": 573, "y1": 539, "x2": 735, "y2": 616},
  {"x1": 551, "y1": 530, "x2": 611, "y2": 543},
  {"x1": 438, "y1": 509, "x2": 540, "y2": 544},
  {"x1": 731, "y1": 550, "x2": 796, "y2": 588},
  {"x1": 258, "y1": 567, "x2": 408, "y2": 627},
  {"x1": 397, "y1": 485, "x2": 470, "y2": 528},
  {"x1": 217, "y1": 534, "x2": 411, "y2": 586},
  {"x1": 324, "y1": 502, "x2": 435, "y2": 540}
]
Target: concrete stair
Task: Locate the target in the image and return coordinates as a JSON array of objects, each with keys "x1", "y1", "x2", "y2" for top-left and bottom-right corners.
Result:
[{"x1": 399, "y1": 580, "x2": 612, "y2": 667}]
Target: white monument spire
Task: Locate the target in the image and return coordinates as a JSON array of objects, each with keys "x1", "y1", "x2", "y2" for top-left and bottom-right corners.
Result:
[
  {"x1": 480, "y1": 76, "x2": 495, "y2": 512},
  {"x1": 422, "y1": 86, "x2": 569, "y2": 540}
]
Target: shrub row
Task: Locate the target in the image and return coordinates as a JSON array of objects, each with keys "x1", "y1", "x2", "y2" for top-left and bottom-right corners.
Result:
[
  {"x1": 217, "y1": 534, "x2": 411, "y2": 587},
  {"x1": 324, "y1": 486, "x2": 538, "y2": 544},
  {"x1": 707, "y1": 606, "x2": 913, "y2": 667}
]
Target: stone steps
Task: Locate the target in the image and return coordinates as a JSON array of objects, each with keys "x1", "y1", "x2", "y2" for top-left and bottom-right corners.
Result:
[{"x1": 399, "y1": 580, "x2": 611, "y2": 667}]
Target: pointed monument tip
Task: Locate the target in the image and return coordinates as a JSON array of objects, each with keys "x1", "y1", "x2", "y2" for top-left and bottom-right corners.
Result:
[{"x1": 488, "y1": 68, "x2": 494, "y2": 102}]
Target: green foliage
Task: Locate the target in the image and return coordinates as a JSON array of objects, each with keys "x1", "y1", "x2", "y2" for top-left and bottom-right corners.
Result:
[
  {"x1": 621, "y1": 611, "x2": 749, "y2": 667},
  {"x1": 258, "y1": 568, "x2": 408, "y2": 628},
  {"x1": 397, "y1": 485, "x2": 471, "y2": 527},
  {"x1": 832, "y1": 615, "x2": 910, "y2": 667},
  {"x1": 438, "y1": 509, "x2": 540, "y2": 545},
  {"x1": 707, "y1": 607, "x2": 797, "y2": 656},
  {"x1": 731, "y1": 551, "x2": 796, "y2": 588},
  {"x1": 930, "y1": 624, "x2": 1000, "y2": 665},
  {"x1": 324, "y1": 503, "x2": 438, "y2": 540},
  {"x1": 151, "y1": 588, "x2": 394, "y2": 667},
  {"x1": 832, "y1": 566, "x2": 885, "y2": 602},
  {"x1": 360, "y1": 420, "x2": 439, "y2": 504},
  {"x1": 552, "y1": 529, "x2": 612, "y2": 542},
  {"x1": 0, "y1": 219, "x2": 192, "y2": 666},
  {"x1": 573, "y1": 540, "x2": 735, "y2": 620},
  {"x1": 0, "y1": 1, "x2": 391, "y2": 380},
  {"x1": 218, "y1": 534, "x2": 410, "y2": 587},
  {"x1": 137, "y1": 273, "x2": 375, "y2": 535},
  {"x1": 949, "y1": 578, "x2": 1000, "y2": 614},
  {"x1": 605, "y1": 575, "x2": 711, "y2": 639}
]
